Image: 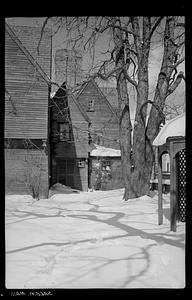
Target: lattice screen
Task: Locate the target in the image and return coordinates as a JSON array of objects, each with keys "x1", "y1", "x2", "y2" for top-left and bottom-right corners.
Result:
[{"x1": 177, "y1": 149, "x2": 186, "y2": 222}]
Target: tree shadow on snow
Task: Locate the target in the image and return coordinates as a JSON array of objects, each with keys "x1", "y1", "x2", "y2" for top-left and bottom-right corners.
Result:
[
  {"x1": 6, "y1": 200, "x2": 185, "y2": 255},
  {"x1": 56, "y1": 243, "x2": 155, "y2": 288},
  {"x1": 67, "y1": 202, "x2": 185, "y2": 249},
  {"x1": 6, "y1": 199, "x2": 185, "y2": 288}
]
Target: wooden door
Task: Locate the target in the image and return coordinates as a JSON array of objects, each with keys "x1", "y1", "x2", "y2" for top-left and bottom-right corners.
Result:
[{"x1": 57, "y1": 158, "x2": 75, "y2": 188}]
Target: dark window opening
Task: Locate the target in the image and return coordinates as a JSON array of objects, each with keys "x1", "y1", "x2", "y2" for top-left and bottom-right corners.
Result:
[
  {"x1": 77, "y1": 159, "x2": 85, "y2": 168},
  {"x1": 167, "y1": 162, "x2": 170, "y2": 173},
  {"x1": 87, "y1": 99, "x2": 95, "y2": 112},
  {"x1": 59, "y1": 123, "x2": 70, "y2": 141},
  {"x1": 102, "y1": 160, "x2": 111, "y2": 171}
]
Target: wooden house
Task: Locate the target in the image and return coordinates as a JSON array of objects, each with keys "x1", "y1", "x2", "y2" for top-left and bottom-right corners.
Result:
[
  {"x1": 89, "y1": 144, "x2": 123, "y2": 190},
  {"x1": 50, "y1": 79, "x2": 123, "y2": 191},
  {"x1": 5, "y1": 23, "x2": 52, "y2": 198},
  {"x1": 74, "y1": 79, "x2": 123, "y2": 190},
  {"x1": 75, "y1": 80, "x2": 120, "y2": 150},
  {"x1": 50, "y1": 82, "x2": 91, "y2": 191}
]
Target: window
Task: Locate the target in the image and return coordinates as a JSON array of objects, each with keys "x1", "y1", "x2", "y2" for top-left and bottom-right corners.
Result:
[
  {"x1": 166, "y1": 162, "x2": 170, "y2": 173},
  {"x1": 59, "y1": 123, "x2": 70, "y2": 141},
  {"x1": 102, "y1": 160, "x2": 111, "y2": 171},
  {"x1": 87, "y1": 99, "x2": 95, "y2": 112},
  {"x1": 77, "y1": 159, "x2": 85, "y2": 168}
]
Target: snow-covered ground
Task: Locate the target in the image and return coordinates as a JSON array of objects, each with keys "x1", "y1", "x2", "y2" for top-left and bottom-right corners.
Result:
[{"x1": 5, "y1": 189, "x2": 185, "y2": 289}]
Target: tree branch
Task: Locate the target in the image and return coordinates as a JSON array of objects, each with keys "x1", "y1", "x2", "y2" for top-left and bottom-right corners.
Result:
[
  {"x1": 97, "y1": 22, "x2": 138, "y2": 37},
  {"x1": 90, "y1": 66, "x2": 123, "y2": 81},
  {"x1": 148, "y1": 17, "x2": 164, "y2": 40},
  {"x1": 123, "y1": 67, "x2": 138, "y2": 88},
  {"x1": 176, "y1": 22, "x2": 185, "y2": 28},
  {"x1": 172, "y1": 56, "x2": 185, "y2": 69},
  {"x1": 37, "y1": 17, "x2": 51, "y2": 55},
  {"x1": 130, "y1": 17, "x2": 141, "y2": 53},
  {"x1": 166, "y1": 71, "x2": 185, "y2": 96},
  {"x1": 125, "y1": 46, "x2": 138, "y2": 57}
]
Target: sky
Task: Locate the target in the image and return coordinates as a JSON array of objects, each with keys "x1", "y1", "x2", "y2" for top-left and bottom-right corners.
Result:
[{"x1": 6, "y1": 17, "x2": 185, "y2": 112}]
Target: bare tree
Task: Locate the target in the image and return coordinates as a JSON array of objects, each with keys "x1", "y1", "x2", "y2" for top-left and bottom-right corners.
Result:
[
  {"x1": 39, "y1": 16, "x2": 185, "y2": 200},
  {"x1": 164, "y1": 102, "x2": 185, "y2": 120}
]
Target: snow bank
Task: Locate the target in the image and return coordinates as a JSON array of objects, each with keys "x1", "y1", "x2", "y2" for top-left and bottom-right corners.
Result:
[
  {"x1": 90, "y1": 143, "x2": 121, "y2": 157},
  {"x1": 5, "y1": 189, "x2": 185, "y2": 289},
  {"x1": 153, "y1": 113, "x2": 185, "y2": 146}
]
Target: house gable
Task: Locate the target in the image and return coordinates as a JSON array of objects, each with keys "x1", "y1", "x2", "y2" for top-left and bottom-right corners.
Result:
[
  {"x1": 5, "y1": 25, "x2": 51, "y2": 139},
  {"x1": 5, "y1": 24, "x2": 50, "y2": 84},
  {"x1": 51, "y1": 84, "x2": 90, "y2": 158},
  {"x1": 75, "y1": 80, "x2": 120, "y2": 149}
]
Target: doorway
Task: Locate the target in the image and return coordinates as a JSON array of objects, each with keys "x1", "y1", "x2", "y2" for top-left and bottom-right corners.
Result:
[{"x1": 56, "y1": 158, "x2": 75, "y2": 188}]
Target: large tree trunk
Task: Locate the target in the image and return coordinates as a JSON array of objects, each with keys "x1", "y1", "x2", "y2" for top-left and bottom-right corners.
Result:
[
  {"x1": 118, "y1": 17, "x2": 152, "y2": 200},
  {"x1": 113, "y1": 20, "x2": 134, "y2": 200},
  {"x1": 114, "y1": 16, "x2": 183, "y2": 200}
]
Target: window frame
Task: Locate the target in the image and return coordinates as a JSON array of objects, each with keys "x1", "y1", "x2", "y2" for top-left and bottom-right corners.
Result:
[
  {"x1": 87, "y1": 99, "x2": 95, "y2": 112},
  {"x1": 58, "y1": 122, "x2": 71, "y2": 142}
]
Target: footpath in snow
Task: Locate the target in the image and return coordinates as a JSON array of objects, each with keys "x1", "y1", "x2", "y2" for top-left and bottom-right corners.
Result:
[{"x1": 5, "y1": 189, "x2": 185, "y2": 289}]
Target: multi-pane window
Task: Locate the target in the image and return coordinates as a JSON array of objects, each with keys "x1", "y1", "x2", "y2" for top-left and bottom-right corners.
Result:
[
  {"x1": 87, "y1": 99, "x2": 95, "y2": 111},
  {"x1": 102, "y1": 160, "x2": 111, "y2": 171},
  {"x1": 77, "y1": 159, "x2": 85, "y2": 168},
  {"x1": 59, "y1": 123, "x2": 70, "y2": 141}
]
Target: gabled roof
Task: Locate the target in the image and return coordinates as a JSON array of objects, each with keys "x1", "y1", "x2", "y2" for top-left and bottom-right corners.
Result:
[
  {"x1": 69, "y1": 93, "x2": 91, "y2": 124},
  {"x1": 52, "y1": 81, "x2": 91, "y2": 124},
  {"x1": 75, "y1": 79, "x2": 119, "y2": 120},
  {"x1": 5, "y1": 23, "x2": 50, "y2": 85}
]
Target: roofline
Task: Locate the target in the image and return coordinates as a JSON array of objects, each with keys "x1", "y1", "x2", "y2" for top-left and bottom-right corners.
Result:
[
  {"x1": 52, "y1": 82, "x2": 91, "y2": 124},
  {"x1": 68, "y1": 92, "x2": 91, "y2": 124},
  {"x1": 91, "y1": 80, "x2": 119, "y2": 120},
  {"x1": 74, "y1": 81, "x2": 89, "y2": 99},
  {"x1": 75, "y1": 79, "x2": 119, "y2": 121},
  {"x1": 5, "y1": 23, "x2": 51, "y2": 85}
]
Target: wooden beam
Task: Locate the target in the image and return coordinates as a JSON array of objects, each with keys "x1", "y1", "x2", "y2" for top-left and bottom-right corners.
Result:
[
  {"x1": 158, "y1": 152, "x2": 163, "y2": 225},
  {"x1": 170, "y1": 142, "x2": 177, "y2": 232}
]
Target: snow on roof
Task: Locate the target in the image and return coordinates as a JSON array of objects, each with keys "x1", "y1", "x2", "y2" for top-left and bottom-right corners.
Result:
[
  {"x1": 153, "y1": 113, "x2": 185, "y2": 146},
  {"x1": 90, "y1": 144, "x2": 121, "y2": 157}
]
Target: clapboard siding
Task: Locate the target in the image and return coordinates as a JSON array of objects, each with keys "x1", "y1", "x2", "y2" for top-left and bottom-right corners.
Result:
[
  {"x1": 5, "y1": 149, "x2": 49, "y2": 198},
  {"x1": 9, "y1": 25, "x2": 52, "y2": 77},
  {"x1": 5, "y1": 24, "x2": 51, "y2": 197},
  {"x1": 76, "y1": 81, "x2": 120, "y2": 149},
  {"x1": 50, "y1": 89, "x2": 89, "y2": 191},
  {"x1": 51, "y1": 95, "x2": 89, "y2": 158},
  {"x1": 5, "y1": 29, "x2": 49, "y2": 139}
]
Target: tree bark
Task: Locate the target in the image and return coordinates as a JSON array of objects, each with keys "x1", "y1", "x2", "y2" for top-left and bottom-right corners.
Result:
[
  {"x1": 105, "y1": 17, "x2": 184, "y2": 200},
  {"x1": 125, "y1": 17, "x2": 152, "y2": 199},
  {"x1": 113, "y1": 22, "x2": 134, "y2": 200}
]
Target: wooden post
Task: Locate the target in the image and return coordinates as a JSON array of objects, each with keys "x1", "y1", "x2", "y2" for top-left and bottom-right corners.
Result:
[
  {"x1": 158, "y1": 153, "x2": 163, "y2": 225},
  {"x1": 170, "y1": 146, "x2": 177, "y2": 232}
]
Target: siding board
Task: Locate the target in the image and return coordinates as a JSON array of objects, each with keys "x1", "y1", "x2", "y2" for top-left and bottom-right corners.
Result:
[
  {"x1": 5, "y1": 29, "x2": 49, "y2": 139},
  {"x1": 5, "y1": 24, "x2": 51, "y2": 197},
  {"x1": 5, "y1": 149, "x2": 48, "y2": 197},
  {"x1": 50, "y1": 90, "x2": 89, "y2": 191},
  {"x1": 76, "y1": 81, "x2": 120, "y2": 149}
]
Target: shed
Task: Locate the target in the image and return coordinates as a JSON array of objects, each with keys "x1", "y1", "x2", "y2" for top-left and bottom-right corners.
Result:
[
  {"x1": 153, "y1": 113, "x2": 186, "y2": 231},
  {"x1": 89, "y1": 144, "x2": 123, "y2": 191}
]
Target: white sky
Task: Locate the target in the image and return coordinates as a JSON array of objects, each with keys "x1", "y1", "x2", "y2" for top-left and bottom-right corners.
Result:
[{"x1": 6, "y1": 17, "x2": 185, "y2": 113}]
